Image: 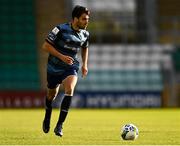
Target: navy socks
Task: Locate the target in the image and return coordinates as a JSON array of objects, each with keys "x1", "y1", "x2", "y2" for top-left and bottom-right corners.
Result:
[{"x1": 57, "y1": 95, "x2": 72, "y2": 125}]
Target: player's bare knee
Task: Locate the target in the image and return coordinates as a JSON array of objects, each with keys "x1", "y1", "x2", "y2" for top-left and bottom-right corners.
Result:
[
  {"x1": 65, "y1": 88, "x2": 74, "y2": 96},
  {"x1": 47, "y1": 89, "x2": 57, "y2": 100},
  {"x1": 47, "y1": 94, "x2": 55, "y2": 100}
]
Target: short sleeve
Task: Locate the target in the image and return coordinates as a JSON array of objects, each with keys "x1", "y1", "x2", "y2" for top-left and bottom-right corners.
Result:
[
  {"x1": 46, "y1": 26, "x2": 61, "y2": 45},
  {"x1": 82, "y1": 32, "x2": 89, "y2": 48}
]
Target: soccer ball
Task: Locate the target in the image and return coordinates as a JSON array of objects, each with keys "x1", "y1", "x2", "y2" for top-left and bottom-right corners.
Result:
[{"x1": 121, "y1": 123, "x2": 139, "y2": 140}]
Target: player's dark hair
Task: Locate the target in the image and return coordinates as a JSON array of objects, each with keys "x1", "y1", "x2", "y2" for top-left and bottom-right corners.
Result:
[{"x1": 72, "y1": 5, "x2": 90, "y2": 19}]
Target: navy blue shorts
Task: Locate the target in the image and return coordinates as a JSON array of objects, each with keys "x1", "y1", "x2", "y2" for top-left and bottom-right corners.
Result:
[{"x1": 47, "y1": 67, "x2": 78, "y2": 89}]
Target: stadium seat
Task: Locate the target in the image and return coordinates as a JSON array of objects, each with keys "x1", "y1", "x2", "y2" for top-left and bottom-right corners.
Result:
[{"x1": 77, "y1": 44, "x2": 172, "y2": 92}]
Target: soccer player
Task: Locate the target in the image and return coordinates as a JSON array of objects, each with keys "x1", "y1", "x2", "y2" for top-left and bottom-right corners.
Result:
[{"x1": 42, "y1": 5, "x2": 90, "y2": 137}]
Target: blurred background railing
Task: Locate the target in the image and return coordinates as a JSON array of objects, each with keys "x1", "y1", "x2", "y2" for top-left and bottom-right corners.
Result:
[{"x1": 0, "y1": 0, "x2": 180, "y2": 108}]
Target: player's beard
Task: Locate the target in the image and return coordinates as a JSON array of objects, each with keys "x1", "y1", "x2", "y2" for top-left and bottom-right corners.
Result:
[{"x1": 77, "y1": 23, "x2": 88, "y2": 30}]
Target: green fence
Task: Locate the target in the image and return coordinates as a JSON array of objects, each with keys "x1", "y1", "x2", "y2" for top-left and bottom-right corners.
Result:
[{"x1": 0, "y1": 0, "x2": 40, "y2": 90}]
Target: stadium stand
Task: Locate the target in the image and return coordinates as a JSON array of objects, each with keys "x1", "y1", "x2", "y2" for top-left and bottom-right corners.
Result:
[
  {"x1": 77, "y1": 44, "x2": 173, "y2": 92},
  {"x1": 0, "y1": 0, "x2": 179, "y2": 107}
]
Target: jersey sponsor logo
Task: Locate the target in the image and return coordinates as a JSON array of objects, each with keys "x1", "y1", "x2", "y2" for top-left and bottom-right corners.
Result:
[
  {"x1": 64, "y1": 44, "x2": 79, "y2": 52},
  {"x1": 52, "y1": 27, "x2": 59, "y2": 35}
]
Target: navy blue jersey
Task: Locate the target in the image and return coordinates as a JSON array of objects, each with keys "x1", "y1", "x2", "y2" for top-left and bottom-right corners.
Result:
[{"x1": 46, "y1": 23, "x2": 89, "y2": 74}]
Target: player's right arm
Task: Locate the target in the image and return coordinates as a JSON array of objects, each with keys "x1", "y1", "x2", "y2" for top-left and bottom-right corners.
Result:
[
  {"x1": 42, "y1": 26, "x2": 74, "y2": 65},
  {"x1": 42, "y1": 41, "x2": 74, "y2": 65}
]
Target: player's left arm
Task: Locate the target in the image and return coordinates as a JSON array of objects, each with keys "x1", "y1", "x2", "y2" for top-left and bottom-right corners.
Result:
[{"x1": 81, "y1": 47, "x2": 88, "y2": 78}]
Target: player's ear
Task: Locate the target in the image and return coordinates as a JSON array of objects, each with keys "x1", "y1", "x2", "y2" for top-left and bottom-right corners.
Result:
[{"x1": 74, "y1": 17, "x2": 79, "y2": 22}]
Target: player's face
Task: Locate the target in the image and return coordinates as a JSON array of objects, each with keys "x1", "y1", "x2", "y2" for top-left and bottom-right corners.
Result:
[{"x1": 77, "y1": 13, "x2": 89, "y2": 29}]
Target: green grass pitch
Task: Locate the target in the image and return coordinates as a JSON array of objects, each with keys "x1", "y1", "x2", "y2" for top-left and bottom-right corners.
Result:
[{"x1": 0, "y1": 108, "x2": 180, "y2": 145}]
